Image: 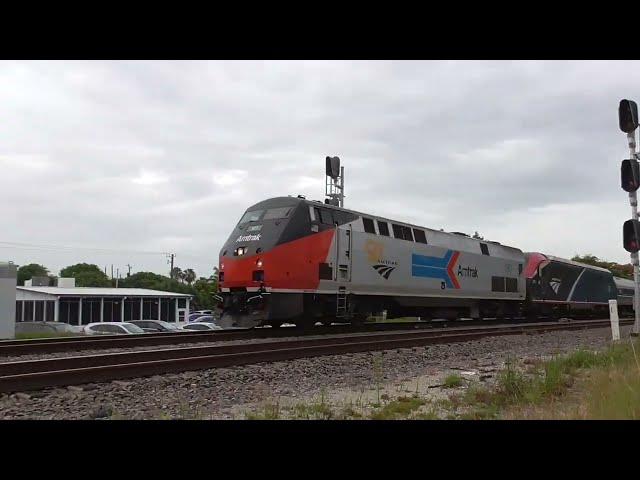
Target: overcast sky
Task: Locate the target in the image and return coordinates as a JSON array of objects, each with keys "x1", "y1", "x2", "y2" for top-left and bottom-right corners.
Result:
[{"x1": 0, "y1": 60, "x2": 637, "y2": 278}]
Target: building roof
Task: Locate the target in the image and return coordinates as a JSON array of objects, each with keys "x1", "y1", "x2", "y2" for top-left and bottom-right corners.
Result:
[{"x1": 16, "y1": 287, "x2": 192, "y2": 298}]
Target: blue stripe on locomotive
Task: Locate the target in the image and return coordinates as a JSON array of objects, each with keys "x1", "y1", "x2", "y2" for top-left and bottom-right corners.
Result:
[{"x1": 412, "y1": 250, "x2": 455, "y2": 289}]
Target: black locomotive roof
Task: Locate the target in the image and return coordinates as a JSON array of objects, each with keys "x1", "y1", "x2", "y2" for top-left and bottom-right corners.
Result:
[
  {"x1": 243, "y1": 196, "x2": 523, "y2": 254},
  {"x1": 298, "y1": 198, "x2": 521, "y2": 253},
  {"x1": 245, "y1": 196, "x2": 307, "y2": 211}
]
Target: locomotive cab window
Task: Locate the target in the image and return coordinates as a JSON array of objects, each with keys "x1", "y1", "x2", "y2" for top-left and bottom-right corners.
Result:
[
  {"x1": 413, "y1": 229, "x2": 427, "y2": 244},
  {"x1": 392, "y1": 224, "x2": 403, "y2": 239},
  {"x1": 480, "y1": 243, "x2": 489, "y2": 256},
  {"x1": 402, "y1": 226, "x2": 414, "y2": 241},
  {"x1": 239, "y1": 210, "x2": 263, "y2": 224},
  {"x1": 319, "y1": 209, "x2": 333, "y2": 225},
  {"x1": 263, "y1": 207, "x2": 292, "y2": 220},
  {"x1": 362, "y1": 217, "x2": 376, "y2": 234},
  {"x1": 377, "y1": 221, "x2": 390, "y2": 236}
]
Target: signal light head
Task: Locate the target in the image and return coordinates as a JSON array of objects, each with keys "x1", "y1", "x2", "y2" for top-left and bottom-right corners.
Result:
[
  {"x1": 624, "y1": 219, "x2": 640, "y2": 253},
  {"x1": 621, "y1": 159, "x2": 640, "y2": 192},
  {"x1": 619, "y1": 99, "x2": 639, "y2": 133}
]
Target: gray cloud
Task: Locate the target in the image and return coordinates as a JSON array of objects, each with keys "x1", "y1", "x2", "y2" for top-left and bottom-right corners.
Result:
[{"x1": 0, "y1": 60, "x2": 637, "y2": 277}]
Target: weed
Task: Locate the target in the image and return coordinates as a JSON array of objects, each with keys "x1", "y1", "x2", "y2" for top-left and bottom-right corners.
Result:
[
  {"x1": 369, "y1": 396, "x2": 427, "y2": 420},
  {"x1": 443, "y1": 374, "x2": 464, "y2": 389}
]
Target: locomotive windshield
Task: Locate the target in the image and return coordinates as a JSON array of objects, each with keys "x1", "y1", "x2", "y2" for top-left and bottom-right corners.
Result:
[
  {"x1": 263, "y1": 207, "x2": 292, "y2": 220},
  {"x1": 238, "y1": 207, "x2": 293, "y2": 225},
  {"x1": 238, "y1": 210, "x2": 264, "y2": 224}
]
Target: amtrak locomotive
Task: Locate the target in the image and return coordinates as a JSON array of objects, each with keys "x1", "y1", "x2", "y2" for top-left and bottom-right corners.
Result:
[{"x1": 217, "y1": 196, "x2": 629, "y2": 328}]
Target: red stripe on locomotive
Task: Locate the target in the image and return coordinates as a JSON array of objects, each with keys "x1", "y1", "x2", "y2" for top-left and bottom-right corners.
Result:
[{"x1": 220, "y1": 229, "x2": 335, "y2": 290}]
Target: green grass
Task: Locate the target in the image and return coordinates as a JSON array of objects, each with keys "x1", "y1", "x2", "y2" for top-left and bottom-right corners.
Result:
[
  {"x1": 369, "y1": 395, "x2": 427, "y2": 419},
  {"x1": 245, "y1": 401, "x2": 282, "y2": 420},
  {"x1": 460, "y1": 341, "x2": 640, "y2": 419},
  {"x1": 14, "y1": 332, "x2": 81, "y2": 340},
  {"x1": 369, "y1": 316, "x2": 422, "y2": 323},
  {"x1": 443, "y1": 374, "x2": 464, "y2": 389}
]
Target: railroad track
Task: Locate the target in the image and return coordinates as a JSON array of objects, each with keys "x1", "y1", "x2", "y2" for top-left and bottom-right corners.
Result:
[
  {"x1": 0, "y1": 316, "x2": 619, "y2": 356},
  {"x1": 0, "y1": 318, "x2": 631, "y2": 394}
]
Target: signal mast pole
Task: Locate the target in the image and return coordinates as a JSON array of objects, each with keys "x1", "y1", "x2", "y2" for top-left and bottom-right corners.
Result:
[
  {"x1": 626, "y1": 131, "x2": 640, "y2": 336},
  {"x1": 325, "y1": 156, "x2": 344, "y2": 207},
  {"x1": 619, "y1": 99, "x2": 640, "y2": 336}
]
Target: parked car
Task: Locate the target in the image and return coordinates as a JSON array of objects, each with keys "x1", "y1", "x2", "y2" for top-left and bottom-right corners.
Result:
[
  {"x1": 15, "y1": 321, "x2": 84, "y2": 336},
  {"x1": 187, "y1": 313, "x2": 207, "y2": 322},
  {"x1": 84, "y1": 322, "x2": 146, "y2": 335},
  {"x1": 128, "y1": 320, "x2": 183, "y2": 333},
  {"x1": 193, "y1": 315, "x2": 219, "y2": 323},
  {"x1": 180, "y1": 322, "x2": 222, "y2": 331}
]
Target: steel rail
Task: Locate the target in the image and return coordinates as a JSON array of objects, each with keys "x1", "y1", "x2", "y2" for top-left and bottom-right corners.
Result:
[
  {"x1": 0, "y1": 318, "x2": 630, "y2": 393},
  {"x1": 0, "y1": 316, "x2": 625, "y2": 357}
]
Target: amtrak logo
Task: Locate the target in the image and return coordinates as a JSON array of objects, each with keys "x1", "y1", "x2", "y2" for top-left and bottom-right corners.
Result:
[
  {"x1": 365, "y1": 240, "x2": 398, "y2": 280},
  {"x1": 236, "y1": 234, "x2": 261, "y2": 242},
  {"x1": 373, "y1": 264, "x2": 396, "y2": 279},
  {"x1": 550, "y1": 278, "x2": 561, "y2": 294}
]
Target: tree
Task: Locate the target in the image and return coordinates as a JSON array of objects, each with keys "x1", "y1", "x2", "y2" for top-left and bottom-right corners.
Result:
[
  {"x1": 17, "y1": 263, "x2": 49, "y2": 286},
  {"x1": 183, "y1": 268, "x2": 196, "y2": 286},
  {"x1": 571, "y1": 254, "x2": 634, "y2": 280},
  {"x1": 59, "y1": 263, "x2": 111, "y2": 287},
  {"x1": 120, "y1": 269, "x2": 218, "y2": 310},
  {"x1": 170, "y1": 267, "x2": 184, "y2": 283}
]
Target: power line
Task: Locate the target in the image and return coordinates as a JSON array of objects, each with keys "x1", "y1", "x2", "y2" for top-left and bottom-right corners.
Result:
[{"x1": 0, "y1": 240, "x2": 215, "y2": 262}]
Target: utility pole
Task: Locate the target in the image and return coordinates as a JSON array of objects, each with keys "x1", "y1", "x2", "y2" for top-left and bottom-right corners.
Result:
[
  {"x1": 126, "y1": 264, "x2": 132, "y2": 277},
  {"x1": 618, "y1": 99, "x2": 640, "y2": 336},
  {"x1": 166, "y1": 253, "x2": 175, "y2": 279},
  {"x1": 111, "y1": 264, "x2": 114, "y2": 280},
  {"x1": 116, "y1": 268, "x2": 119, "y2": 288}
]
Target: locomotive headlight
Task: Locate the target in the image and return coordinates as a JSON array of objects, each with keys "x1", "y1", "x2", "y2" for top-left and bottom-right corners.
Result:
[
  {"x1": 256, "y1": 259, "x2": 263, "y2": 268},
  {"x1": 220, "y1": 263, "x2": 224, "y2": 270}
]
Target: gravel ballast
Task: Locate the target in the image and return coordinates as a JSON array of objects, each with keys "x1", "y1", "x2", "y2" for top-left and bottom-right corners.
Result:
[{"x1": 0, "y1": 326, "x2": 631, "y2": 419}]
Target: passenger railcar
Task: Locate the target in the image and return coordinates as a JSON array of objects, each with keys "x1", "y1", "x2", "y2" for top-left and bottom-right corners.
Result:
[
  {"x1": 218, "y1": 196, "x2": 526, "y2": 328},
  {"x1": 614, "y1": 276, "x2": 635, "y2": 314},
  {"x1": 523, "y1": 253, "x2": 618, "y2": 317}
]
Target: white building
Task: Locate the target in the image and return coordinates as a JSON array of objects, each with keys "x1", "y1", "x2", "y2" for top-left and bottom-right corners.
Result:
[
  {"x1": 15, "y1": 278, "x2": 192, "y2": 325},
  {"x1": 1, "y1": 262, "x2": 17, "y2": 339}
]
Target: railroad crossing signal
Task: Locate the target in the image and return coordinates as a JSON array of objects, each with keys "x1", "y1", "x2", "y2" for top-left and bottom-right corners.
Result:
[
  {"x1": 619, "y1": 99, "x2": 639, "y2": 134},
  {"x1": 623, "y1": 219, "x2": 640, "y2": 253},
  {"x1": 618, "y1": 98, "x2": 640, "y2": 336},
  {"x1": 621, "y1": 158, "x2": 640, "y2": 192}
]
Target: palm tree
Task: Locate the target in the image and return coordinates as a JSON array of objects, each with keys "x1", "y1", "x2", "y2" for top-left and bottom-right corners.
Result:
[
  {"x1": 170, "y1": 267, "x2": 183, "y2": 282},
  {"x1": 184, "y1": 268, "x2": 196, "y2": 285},
  {"x1": 212, "y1": 266, "x2": 219, "y2": 282}
]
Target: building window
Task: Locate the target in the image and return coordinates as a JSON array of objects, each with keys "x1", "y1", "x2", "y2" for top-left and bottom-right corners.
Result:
[
  {"x1": 413, "y1": 229, "x2": 428, "y2": 244},
  {"x1": 15, "y1": 301, "x2": 22, "y2": 322},
  {"x1": 362, "y1": 217, "x2": 376, "y2": 234},
  {"x1": 480, "y1": 243, "x2": 489, "y2": 256},
  {"x1": 24, "y1": 301, "x2": 33, "y2": 321},
  {"x1": 377, "y1": 221, "x2": 390, "y2": 236},
  {"x1": 34, "y1": 301, "x2": 44, "y2": 322}
]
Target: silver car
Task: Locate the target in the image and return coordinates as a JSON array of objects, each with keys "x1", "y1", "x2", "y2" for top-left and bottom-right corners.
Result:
[
  {"x1": 84, "y1": 322, "x2": 146, "y2": 335},
  {"x1": 180, "y1": 322, "x2": 222, "y2": 331}
]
